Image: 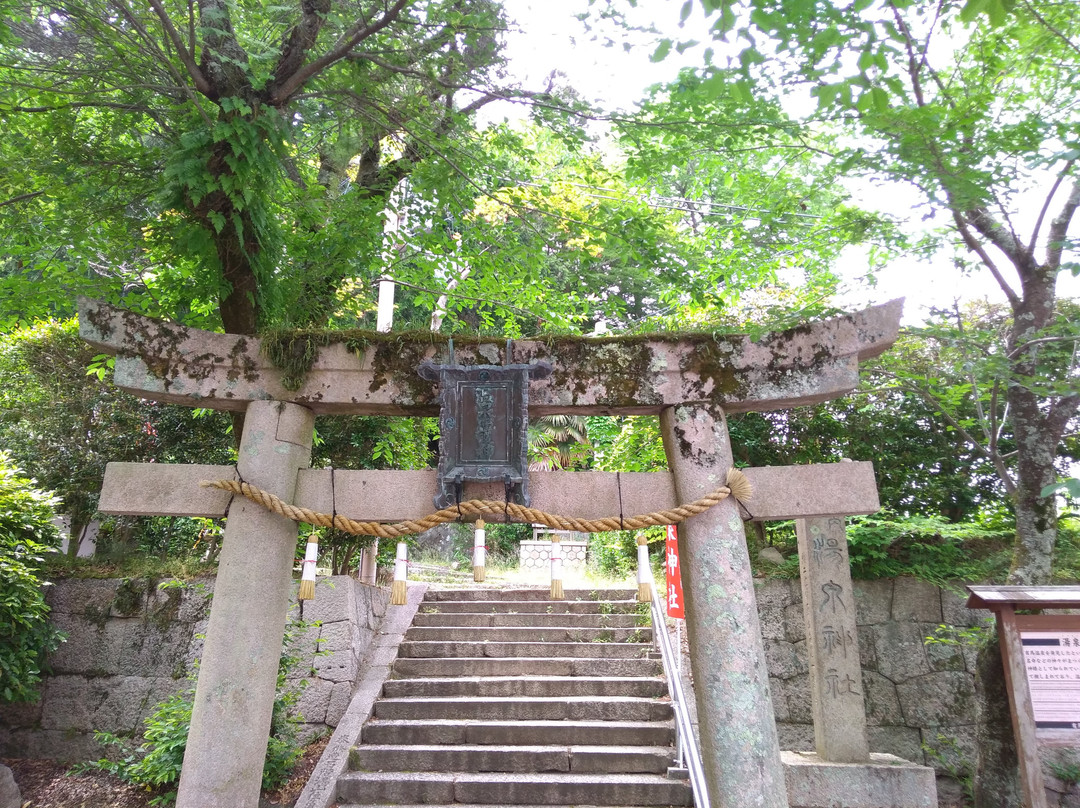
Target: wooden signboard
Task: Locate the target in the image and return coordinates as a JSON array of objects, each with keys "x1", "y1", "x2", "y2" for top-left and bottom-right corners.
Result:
[
  {"x1": 966, "y1": 586, "x2": 1080, "y2": 808},
  {"x1": 1017, "y1": 616, "x2": 1080, "y2": 740}
]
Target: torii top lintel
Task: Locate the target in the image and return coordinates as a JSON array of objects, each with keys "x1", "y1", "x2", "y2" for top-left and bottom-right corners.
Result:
[{"x1": 77, "y1": 297, "x2": 902, "y2": 417}]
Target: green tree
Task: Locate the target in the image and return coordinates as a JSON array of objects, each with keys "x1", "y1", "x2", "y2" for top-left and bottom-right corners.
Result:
[
  {"x1": 701, "y1": 0, "x2": 1080, "y2": 587},
  {"x1": 679, "y1": 3, "x2": 1080, "y2": 802},
  {"x1": 616, "y1": 68, "x2": 889, "y2": 323},
  {"x1": 0, "y1": 0, "x2": 532, "y2": 334},
  {"x1": 0, "y1": 452, "x2": 65, "y2": 703},
  {"x1": 0, "y1": 319, "x2": 234, "y2": 556}
]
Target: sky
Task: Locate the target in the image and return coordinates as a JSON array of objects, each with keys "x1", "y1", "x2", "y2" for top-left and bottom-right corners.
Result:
[{"x1": 490, "y1": 0, "x2": 1080, "y2": 325}]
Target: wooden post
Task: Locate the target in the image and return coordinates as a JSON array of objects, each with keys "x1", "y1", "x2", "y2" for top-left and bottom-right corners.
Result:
[
  {"x1": 996, "y1": 607, "x2": 1049, "y2": 808},
  {"x1": 359, "y1": 540, "x2": 378, "y2": 585}
]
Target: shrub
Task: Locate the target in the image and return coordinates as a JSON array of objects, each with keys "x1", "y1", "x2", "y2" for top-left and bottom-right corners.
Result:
[
  {"x1": 86, "y1": 612, "x2": 314, "y2": 804},
  {"x1": 0, "y1": 452, "x2": 65, "y2": 703},
  {"x1": 587, "y1": 527, "x2": 664, "y2": 579},
  {"x1": 845, "y1": 510, "x2": 1013, "y2": 584}
]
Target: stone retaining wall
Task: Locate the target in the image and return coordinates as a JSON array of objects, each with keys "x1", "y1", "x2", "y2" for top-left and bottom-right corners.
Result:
[
  {"x1": 756, "y1": 576, "x2": 988, "y2": 772},
  {"x1": 4, "y1": 573, "x2": 1076, "y2": 790},
  {"x1": 0, "y1": 576, "x2": 387, "y2": 761}
]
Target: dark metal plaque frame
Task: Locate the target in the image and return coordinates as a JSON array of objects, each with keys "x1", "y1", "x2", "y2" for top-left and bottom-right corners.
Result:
[{"x1": 418, "y1": 357, "x2": 552, "y2": 509}]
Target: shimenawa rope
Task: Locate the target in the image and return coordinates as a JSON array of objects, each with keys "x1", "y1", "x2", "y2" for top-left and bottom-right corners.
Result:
[{"x1": 198, "y1": 467, "x2": 752, "y2": 539}]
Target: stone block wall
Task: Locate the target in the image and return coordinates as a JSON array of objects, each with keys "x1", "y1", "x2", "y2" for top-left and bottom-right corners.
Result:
[
  {"x1": 0, "y1": 575, "x2": 387, "y2": 761},
  {"x1": 519, "y1": 539, "x2": 588, "y2": 570},
  {"x1": 755, "y1": 576, "x2": 990, "y2": 770}
]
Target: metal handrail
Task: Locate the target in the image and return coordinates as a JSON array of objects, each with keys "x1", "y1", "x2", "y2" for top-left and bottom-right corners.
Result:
[{"x1": 649, "y1": 580, "x2": 710, "y2": 807}]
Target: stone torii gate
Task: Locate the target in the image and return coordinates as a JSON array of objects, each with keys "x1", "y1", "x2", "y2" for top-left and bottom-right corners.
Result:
[{"x1": 80, "y1": 297, "x2": 905, "y2": 808}]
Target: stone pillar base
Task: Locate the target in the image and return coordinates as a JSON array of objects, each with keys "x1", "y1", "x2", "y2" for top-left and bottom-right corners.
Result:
[{"x1": 783, "y1": 751, "x2": 938, "y2": 808}]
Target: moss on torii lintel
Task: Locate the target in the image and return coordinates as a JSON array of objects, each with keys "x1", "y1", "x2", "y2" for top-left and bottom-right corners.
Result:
[{"x1": 259, "y1": 325, "x2": 754, "y2": 392}]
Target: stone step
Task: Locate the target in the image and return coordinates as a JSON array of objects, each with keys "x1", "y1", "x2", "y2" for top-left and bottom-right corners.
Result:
[
  {"x1": 361, "y1": 719, "x2": 676, "y2": 747},
  {"x1": 382, "y1": 675, "x2": 668, "y2": 699},
  {"x1": 422, "y1": 600, "x2": 640, "y2": 615},
  {"x1": 397, "y1": 641, "x2": 650, "y2": 660},
  {"x1": 349, "y1": 744, "x2": 674, "y2": 774},
  {"x1": 390, "y1": 656, "x2": 663, "y2": 678},
  {"x1": 405, "y1": 626, "x2": 653, "y2": 643},
  {"x1": 336, "y1": 771, "x2": 692, "y2": 806},
  {"x1": 412, "y1": 612, "x2": 644, "y2": 628},
  {"x1": 374, "y1": 696, "x2": 673, "y2": 722},
  {"x1": 391, "y1": 656, "x2": 663, "y2": 679},
  {"x1": 422, "y1": 588, "x2": 637, "y2": 603}
]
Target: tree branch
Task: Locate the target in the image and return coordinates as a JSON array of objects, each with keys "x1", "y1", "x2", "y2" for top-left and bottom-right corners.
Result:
[
  {"x1": 146, "y1": 0, "x2": 211, "y2": 95},
  {"x1": 0, "y1": 191, "x2": 46, "y2": 209},
  {"x1": 268, "y1": 0, "x2": 331, "y2": 100},
  {"x1": 1046, "y1": 393, "x2": 1080, "y2": 442},
  {"x1": 965, "y1": 206, "x2": 1029, "y2": 265},
  {"x1": 875, "y1": 369, "x2": 1018, "y2": 494},
  {"x1": 4, "y1": 101, "x2": 153, "y2": 113},
  {"x1": 269, "y1": 0, "x2": 412, "y2": 105},
  {"x1": 952, "y1": 211, "x2": 1022, "y2": 308},
  {"x1": 1046, "y1": 177, "x2": 1080, "y2": 271},
  {"x1": 1027, "y1": 161, "x2": 1072, "y2": 257},
  {"x1": 196, "y1": 0, "x2": 251, "y2": 98},
  {"x1": 1021, "y1": 0, "x2": 1080, "y2": 58},
  {"x1": 107, "y1": 0, "x2": 213, "y2": 123}
]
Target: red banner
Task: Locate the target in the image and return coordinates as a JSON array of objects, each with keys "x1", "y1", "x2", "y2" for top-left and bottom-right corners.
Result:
[{"x1": 665, "y1": 525, "x2": 685, "y2": 618}]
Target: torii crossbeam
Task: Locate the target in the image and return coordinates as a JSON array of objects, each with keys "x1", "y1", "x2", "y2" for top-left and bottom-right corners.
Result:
[{"x1": 79, "y1": 297, "x2": 903, "y2": 808}]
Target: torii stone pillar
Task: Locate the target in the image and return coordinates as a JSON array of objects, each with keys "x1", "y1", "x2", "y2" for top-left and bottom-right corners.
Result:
[
  {"x1": 176, "y1": 401, "x2": 313, "y2": 808},
  {"x1": 661, "y1": 404, "x2": 787, "y2": 807}
]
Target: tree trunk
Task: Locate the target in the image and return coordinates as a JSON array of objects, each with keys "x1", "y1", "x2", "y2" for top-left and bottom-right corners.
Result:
[
  {"x1": 1005, "y1": 274, "x2": 1061, "y2": 585},
  {"x1": 65, "y1": 519, "x2": 88, "y2": 562},
  {"x1": 1007, "y1": 392, "x2": 1060, "y2": 585},
  {"x1": 972, "y1": 265, "x2": 1070, "y2": 804},
  {"x1": 973, "y1": 634, "x2": 1024, "y2": 808}
]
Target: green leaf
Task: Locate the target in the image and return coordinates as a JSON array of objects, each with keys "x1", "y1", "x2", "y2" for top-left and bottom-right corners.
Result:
[
  {"x1": 207, "y1": 210, "x2": 226, "y2": 233},
  {"x1": 700, "y1": 70, "x2": 729, "y2": 99},
  {"x1": 1042, "y1": 479, "x2": 1080, "y2": 498},
  {"x1": 749, "y1": 8, "x2": 774, "y2": 31},
  {"x1": 870, "y1": 86, "x2": 890, "y2": 113},
  {"x1": 960, "y1": 0, "x2": 989, "y2": 23},
  {"x1": 650, "y1": 38, "x2": 673, "y2": 62},
  {"x1": 732, "y1": 78, "x2": 755, "y2": 103},
  {"x1": 987, "y1": 0, "x2": 1011, "y2": 26},
  {"x1": 680, "y1": 0, "x2": 692, "y2": 24}
]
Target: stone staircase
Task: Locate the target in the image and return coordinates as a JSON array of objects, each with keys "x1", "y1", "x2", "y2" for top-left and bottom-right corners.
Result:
[{"x1": 336, "y1": 587, "x2": 693, "y2": 807}]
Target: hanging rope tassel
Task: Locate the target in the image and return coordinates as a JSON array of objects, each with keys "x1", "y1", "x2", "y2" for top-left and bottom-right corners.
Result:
[
  {"x1": 390, "y1": 541, "x2": 408, "y2": 605},
  {"x1": 473, "y1": 519, "x2": 486, "y2": 582},
  {"x1": 636, "y1": 533, "x2": 652, "y2": 603},
  {"x1": 550, "y1": 534, "x2": 564, "y2": 600},
  {"x1": 298, "y1": 533, "x2": 318, "y2": 601}
]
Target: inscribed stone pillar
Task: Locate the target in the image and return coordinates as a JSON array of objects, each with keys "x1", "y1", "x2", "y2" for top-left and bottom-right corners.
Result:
[
  {"x1": 796, "y1": 516, "x2": 870, "y2": 762},
  {"x1": 177, "y1": 400, "x2": 314, "y2": 808},
  {"x1": 660, "y1": 404, "x2": 788, "y2": 808}
]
